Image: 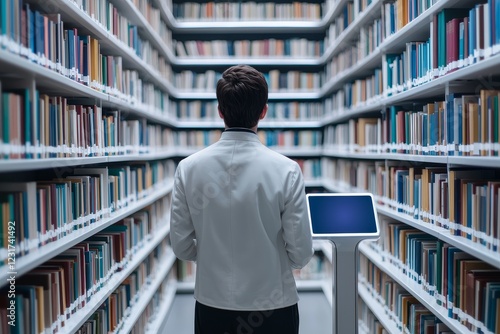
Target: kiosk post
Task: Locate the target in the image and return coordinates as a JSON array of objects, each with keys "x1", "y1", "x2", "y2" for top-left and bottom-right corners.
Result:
[{"x1": 306, "y1": 193, "x2": 380, "y2": 334}]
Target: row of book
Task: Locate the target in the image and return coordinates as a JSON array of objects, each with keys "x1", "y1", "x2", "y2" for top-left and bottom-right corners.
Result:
[
  {"x1": 76, "y1": 240, "x2": 172, "y2": 334},
  {"x1": 0, "y1": 91, "x2": 177, "y2": 160},
  {"x1": 0, "y1": 1, "x2": 172, "y2": 108},
  {"x1": 128, "y1": 0, "x2": 170, "y2": 46},
  {"x1": 342, "y1": 69, "x2": 383, "y2": 109},
  {"x1": 0, "y1": 202, "x2": 171, "y2": 334},
  {"x1": 323, "y1": 118, "x2": 381, "y2": 153},
  {"x1": 128, "y1": 274, "x2": 176, "y2": 334},
  {"x1": 295, "y1": 159, "x2": 323, "y2": 180},
  {"x1": 70, "y1": 0, "x2": 171, "y2": 50},
  {"x1": 172, "y1": 100, "x2": 324, "y2": 121},
  {"x1": 321, "y1": 158, "x2": 500, "y2": 253},
  {"x1": 171, "y1": 2, "x2": 324, "y2": 20},
  {"x1": 0, "y1": 161, "x2": 175, "y2": 261},
  {"x1": 325, "y1": 0, "x2": 362, "y2": 43},
  {"x1": 357, "y1": 297, "x2": 390, "y2": 334},
  {"x1": 359, "y1": 254, "x2": 454, "y2": 334},
  {"x1": 325, "y1": 0, "x2": 439, "y2": 53},
  {"x1": 326, "y1": 11, "x2": 383, "y2": 79},
  {"x1": 173, "y1": 69, "x2": 322, "y2": 91},
  {"x1": 370, "y1": 217, "x2": 500, "y2": 333},
  {"x1": 174, "y1": 129, "x2": 322, "y2": 149},
  {"x1": 384, "y1": 3, "x2": 500, "y2": 95},
  {"x1": 174, "y1": 38, "x2": 324, "y2": 58},
  {"x1": 323, "y1": 89, "x2": 500, "y2": 156}
]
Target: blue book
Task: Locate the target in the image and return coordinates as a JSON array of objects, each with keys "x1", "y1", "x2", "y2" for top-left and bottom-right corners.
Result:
[
  {"x1": 496, "y1": 0, "x2": 500, "y2": 45},
  {"x1": 489, "y1": 0, "x2": 495, "y2": 45},
  {"x1": 25, "y1": 4, "x2": 35, "y2": 55},
  {"x1": 16, "y1": 286, "x2": 37, "y2": 334},
  {"x1": 67, "y1": 28, "x2": 75, "y2": 73},
  {"x1": 13, "y1": 294, "x2": 25, "y2": 334},
  {"x1": 446, "y1": 247, "x2": 462, "y2": 316},
  {"x1": 459, "y1": 21, "x2": 464, "y2": 60},
  {"x1": 36, "y1": 11, "x2": 45, "y2": 58},
  {"x1": 0, "y1": 0, "x2": 7, "y2": 37},
  {"x1": 428, "y1": 249, "x2": 436, "y2": 288},
  {"x1": 469, "y1": 8, "x2": 476, "y2": 59},
  {"x1": 24, "y1": 89, "x2": 32, "y2": 159},
  {"x1": 9, "y1": 0, "x2": 16, "y2": 42},
  {"x1": 390, "y1": 4, "x2": 395, "y2": 34},
  {"x1": 485, "y1": 283, "x2": 500, "y2": 331}
]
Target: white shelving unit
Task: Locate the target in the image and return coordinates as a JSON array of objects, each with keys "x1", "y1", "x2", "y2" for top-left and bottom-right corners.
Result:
[
  {"x1": 0, "y1": 180, "x2": 174, "y2": 283},
  {"x1": 0, "y1": 0, "x2": 179, "y2": 332},
  {"x1": 59, "y1": 225, "x2": 174, "y2": 333},
  {"x1": 358, "y1": 242, "x2": 483, "y2": 334},
  {"x1": 357, "y1": 279, "x2": 401, "y2": 333},
  {"x1": 116, "y1": 251, "x2": 177, "y2": 334}
]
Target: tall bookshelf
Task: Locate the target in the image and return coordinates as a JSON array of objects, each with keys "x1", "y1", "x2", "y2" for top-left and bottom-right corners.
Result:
[
  {"x1": 2, "y1": 0, "x2": 500, "y2": 333},
  {"x1": 167, "y1": 0, "x2": 500, "y2": 333},
  {"x1": 320, "y1": 0, "x2": 500, "y2": 333},
  {"x1": 166, "y1": 0, "x2": 334, "y2": 288},
  {"x1": 0, "y1": 0, "x2": 178, "y2": 333}
]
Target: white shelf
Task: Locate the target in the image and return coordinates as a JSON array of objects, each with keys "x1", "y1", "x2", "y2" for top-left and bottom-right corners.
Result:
[
  {"x1": 0, "y1": 156, "x2": 108, "y2": 173},
  {"x1": 55, "y1": 0, "x2": 175, "y2": 95},
  {"x1": 447, "y1": 156, "x2": 500, "y2": 168},
  {"x1": 145, "y1": 280, "x2": 178, "y2": 334},
  {"x1": 0, "y1": 151, "x2": 178, "y2": 173},
  {"x1": 0, "y1": 180, "x2": 174, "y2": 286},
  {"x1": 116, "y1": 252, "x2": 177, "y2": 334},
  {"x1": 321, "y1": 47, "x2": 383, "y2": 97},
  {"x1": 58, "y1": 225, "x2": 174, "y2": 333},
  {"x1": 321, "y1": 0, "x2": 382, "y2": 63},
  {"x1": 0, "y1": 49, "x2": 176, "y2": 127},
  {"x1": 380, "y1": 0, "x2": 479, "y2": 54},
  {"x1": 320, "y1": 180, "x2": 500, "y2": 269},
  {"x1": 305, "y1": 179, "x2": 325, "y2": 188},
  {"x1": 175, "y1": 279, "x2": 326, "y2": 293},
  {"x1": 114, "y1": 0, "x2": 175, "y2": 62},
  {"x1": 173, "y1": 57, "x2": 321, "y2": 67},
  {"x1": 376, "y1": 205, "x2": 500, "y2": 269},
  {"x1": 174, "y1": 120, "x2": 323, "y2": 129},
  {"x1": 176, "y1": 281, "x2": 195, "y2": 293},
  {"x1": 174, "y1": 91, "x2": 321, "y2": 100},
  {"x1": 321, "y1": 150, "x2": 449, "y2": 164},
  {"x1": 357, "y1": 281, "x2": 401, "y2": 334},
  {"x1": 358, "y1": 242, "x2": 480, "y2": 334},
  {"x1": 322, "y1": 149, "x2": 500, "y2": 168}
]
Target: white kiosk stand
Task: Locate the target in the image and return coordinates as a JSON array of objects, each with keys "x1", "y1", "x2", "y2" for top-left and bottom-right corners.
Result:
[{"x1": 306, "y1": 193, "x2": 380, "y2": 334}]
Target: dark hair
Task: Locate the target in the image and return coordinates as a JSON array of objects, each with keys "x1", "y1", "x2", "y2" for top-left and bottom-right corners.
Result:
[{"x1": 216, "y1": 65, "x2": 268, "y2": 128}]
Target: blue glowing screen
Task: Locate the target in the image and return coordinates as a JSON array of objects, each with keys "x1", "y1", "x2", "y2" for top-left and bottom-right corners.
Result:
[{"x1": 307, "y1": 194, "x2": 378, "y2": 235}]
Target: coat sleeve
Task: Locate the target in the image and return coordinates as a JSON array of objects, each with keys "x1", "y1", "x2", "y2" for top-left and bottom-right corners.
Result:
[
  {"x1": 281, "y1": 162, "x2": 314, "y2": 269},
  {"x1": 169, "y1": 162, "x2": 197, "y2": 261}
]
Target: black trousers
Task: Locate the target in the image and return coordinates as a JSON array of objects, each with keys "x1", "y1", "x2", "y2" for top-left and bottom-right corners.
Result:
[{"x1": 195, "y1": 301, "x2": 300, "y2": 334}]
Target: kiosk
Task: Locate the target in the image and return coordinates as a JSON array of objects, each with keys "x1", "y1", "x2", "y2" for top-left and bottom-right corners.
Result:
[{"x1": 306, "y1": 193, "x2": 380, "y2": 334}]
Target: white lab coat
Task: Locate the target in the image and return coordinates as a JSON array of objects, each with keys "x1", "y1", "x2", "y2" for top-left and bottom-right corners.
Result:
[{"x1": 170, "y1": 129, "x2": 314, "y2": 311}]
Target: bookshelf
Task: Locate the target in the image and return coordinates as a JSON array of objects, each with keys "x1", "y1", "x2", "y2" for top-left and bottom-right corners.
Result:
[
  {"x1": 0, "y1": 0, "x2": 178, "y2": 333},
  {"x1": 167, "y1": 3, "x2": 500, "y2": 332},
  {"x1": 2, "y1": 0, "x2": 500, "y2": 333}
]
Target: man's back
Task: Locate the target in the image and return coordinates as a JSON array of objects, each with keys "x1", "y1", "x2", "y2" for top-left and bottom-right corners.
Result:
[{"x1": 170, "y1": 130, "x2": 313, "y2": 311}]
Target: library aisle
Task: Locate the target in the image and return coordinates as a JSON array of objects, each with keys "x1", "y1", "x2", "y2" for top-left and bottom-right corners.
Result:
[{"x1": 161, "y1": 292, "x2": 332, "y2": 334}]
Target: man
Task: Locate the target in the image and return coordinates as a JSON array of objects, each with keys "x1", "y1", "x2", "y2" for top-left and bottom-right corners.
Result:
[{"x1": 170, "y1": 65, "x2": 314, "y2": 334}]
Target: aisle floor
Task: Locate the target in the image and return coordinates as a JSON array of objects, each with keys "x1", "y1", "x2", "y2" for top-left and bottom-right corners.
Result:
[{"x1": 161, "y1": 292, "x2": 332, "y2": 334}]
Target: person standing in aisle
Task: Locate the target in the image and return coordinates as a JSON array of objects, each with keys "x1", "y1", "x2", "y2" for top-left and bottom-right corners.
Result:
[{"x1": 170, "y1": 65, "x2": 314, "y2": 334}]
